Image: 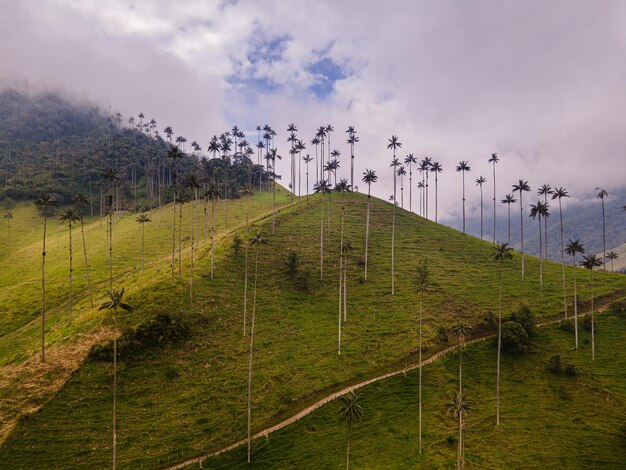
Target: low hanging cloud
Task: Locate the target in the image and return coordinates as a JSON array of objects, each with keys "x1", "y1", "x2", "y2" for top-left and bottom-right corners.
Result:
[{"x1": 1, "y1": 0, "x2": 625, "y2": 223}]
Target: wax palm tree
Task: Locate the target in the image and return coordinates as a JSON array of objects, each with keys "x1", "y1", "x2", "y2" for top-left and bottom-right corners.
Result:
[
  {"x1": 404, "y1": 153, "x2": 417, "y2": 212},
  {"x1": 99, "y1": 288, "x2": 133, "y2": 470},
  {"x1": 135, "y1": 214, "x2": 151, "y2": 274},
  {"x1": 314, "y1": 180, "x2": 332, "y2": 279},
  {"x1": 34, "y1": 194, "x2": 57, "y2": 361},
  {"x1": 166, "y1": 145, "x2": 185, "y2": 285},
  {"x1": 551, "y1": 187, "x2": 569, "y2": 318},
  {"x1": 303, "y1": 154, "x2": 313, "y2": 206},
  {"x1": 102, "y1": 168, "x2": 121, "y2": 289},
  {"x1": 488, "y1": 153, "x2": 499, "y2": 243},
  {"x1": 606, "y1": 251, "x2": 619, "y2": 272},
  {"x1": 205, "y1": 182, "x2": 221, "y2": 279},
  {"x1": 501, "y1": 194, "x2": 516, "y2": 243},
  {"x1": 186, "y1": 173, "x2": 201, "y2": 244},
  {"x1": 339, "y1": 391, "x2": 364, "y2": 470},
  {"x1": 537, "y1": 184, "x2": 553, "y2": 259},
  {"x1": 311, "y1": 136, "x2": 321, "y2": 182},
  {"x1": 566, "y1": 240, "x2": 585, "y2": 349},
  {"x1": 326, "y1": 124, "x2": 334, "y2": 168},
  {"x1": 389, "y1": 153, "x2": 402, "y2": 295},
  {"x1": 512, "y1": 180, "x2": 531, "y2": 278},
  {"x1": 418, "y1": 161, "x2": 428, "y2": 217},
  {"x1": 581, "y1": 254, "x2": 602, "y2": 360},
  {"x1": 529, "y1": 200, "x2": 550, "y2": 288},
  {"x1": 417, "y1": 181, "x2": 424, "y2": 217},
  {"x1": 239, "y1": 185, "x2": 254, "y2": 335},
  {"x1": 247, "y1": 232, "x2": 268, "y2": 463},
  {"x1": 3, "y1": 212, "x2": 12, "y2": 255},
  {"x1": 71, "y1": 193, "x2": 93, "y2": 306},
  {"x1": 455, "y1": 162, "x2": 471, "y2": 233},
  {"x1": 476, "y1": 176, "x2": 487, "y2": 239},
  {"x1": 336, "y1": 179, "x2": 350, "y2": 326},
  {"x1": 447, "y1": 391, "x2": 472, "y2": 470},
  {"x1": 416, "y1": 259, "x2": 429, "y2": 453},
  {"x1": 595, "y1": 187, "x2": 608, "y2": 270},
  {"x1": 342, "y1": 239, "x2": 353, "y2": 326},
  {"x1": 362, "y1": 169, "x2": 378, "y2": 280},
  {"x1": 430, "y1": 161, "x2": 443, "y2": 222},
  {"x1": 176, "y1": 195, "x2": 190, "y2": 281},
  {"x1": 397, "y1": 166, "x2": 407, "y2": 209},
  {"x1": 59, "y1": 209, "x2": 80, "y2": 324},
  {"x1": 492, "y1": 242, "x2": 513, "y2": 426},
  {"x1": 267, "y1": 147, "x2": 282, "y2": 234},
  {"x1": 346, "y1": 128, "x2": 359, "y2": 190},
  {"x1": 451, "y1": 321, "x2": 473, "y2": 459},
  {"x1": 422, "y1": 157, "x2": 432, "y2": 219}
]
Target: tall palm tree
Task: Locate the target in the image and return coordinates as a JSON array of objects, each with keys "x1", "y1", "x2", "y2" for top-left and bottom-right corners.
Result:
[
  {"x1": 606, "y1": 251, "x2": 619, "y2": 272},
  {"x1": 303, "y1": 154, "x2": 313, "y2": 206},
  {"x1": 529, "y1": 200, "x2": 550, "y2": 288},
  {"x1": 339, "y1": 391, "x2": 364, "y2": 470},
  {"x1": 176, "y1": 195, "x2": 190, "y2": 281},
  {"x1": 476, "y1": 176, "x2": 487, "y2": 239},
  {"x1": 397, "y1": 166, "x2": 407, "y2": 209},
  {"x1": 416, "y1": 260, "x2": 429, "y2": 454},
  {"x1": 581, "y1": 254, "x2": 602, "y2": 360},
  {"x1": 430, "y1": 161, "x2": 443, "y2": 222},
  {"x1": 362, "y1": 169, "x2": 378, "y2": 280},
  {"x1": 314, "y1": 180, "x2": 331, "y2": 279},
  {"x1": 456, "y1": 162, "x2": 471, "y2": 234},
  {"x1": 491, "y1": 242, "x2": 513, "y2": 427},
  {"x1": 488, "y1": 153, "x2": 499, "y2": 243},
  {"x1": 247, "y1": 232, "x2": 268, "y2": 463},
  {"x1": 552, "y1": 187, "x2": 569, "y2": 318},
  {"x1": 566, "y1": 240, "x2": 585, "y2": 349},
  {"x1": 451, "y1": 320, "x2": 473, "y2": 467},
  {"x1": 166, "y1": 145, "x2": 185, "y2": 285},
  {"x1": 537, "y1": 184, "x2": 553, "y2": 260},
  {"x1": 99, "y1": 288, "x2": 133, "y2": 470},
  {"x1": 3, "y1": 212, "x2": 13, "y2": 255},
  {"x1": 240, "y1": 186, "x2": 253, "y2": 335},
  {"x1": 346, "y1": 127, "x2": 359, "y2": 190},
  {"x1": 501, "y1": 194, "x2": 516, "y2": 244},
  {"x1": 326, "y1": 124, "x2": 334, "y2": 171},
  {"x1": 59, "y1": 209, "x2": 80, "y2": 324},
  {"x1": 422, "y1": 157, "x2": 432, "y2": 219},
  {"x1": 35, "y1": 194, "x2": 57, "y2": 362},
  {"x1": 447, "y1": 391, "x2": 472, "y2": 470},
  {"x1": 389, "y1": 154, "x2": 402, "y2": 295},
  {"x1": 512, "y1": 180, "x2": 531, "y2": 279},
  {"x1": 205, "y1": 182, "x2": 221, "y2": 280},
  {"x1": 417, "y1": 181, "x2": 425, "y2": 217},
  {"x1": 595, "y1": 187, "x2": 608, "y2": 270},
  {"x1": 72, "y1": 193, "x2": 93, "y2": 306},
  {"x1": 135, "y1": 214, "x2": 151, "y2": 274},
  {"x1": 404, "y1": 153, "x2": 417, "y2": 212},
  {"x1": 187, "y1": 173, "x2": 201, "y2": 244},
  {"x1": 267, "y1": 147, "x2": 281, "y2": 234},
  {"x1": 102, "y1": 168, "x2": 121, "y2": 289}
]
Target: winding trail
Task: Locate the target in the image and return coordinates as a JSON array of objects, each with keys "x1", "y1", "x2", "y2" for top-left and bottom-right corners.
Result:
[{"x1": 166, "y1": 300, "x2": 621, "y2": 469}]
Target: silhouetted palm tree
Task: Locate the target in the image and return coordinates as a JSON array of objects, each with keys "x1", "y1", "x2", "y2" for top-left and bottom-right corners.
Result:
[
  {"x1": 362, "y1": 169, "x2": 378, "y2": 280},
  {"x1": 404, "y1": 153, "x2": 417, "y2": 212},
  {"x1": 135, "y1": 214, "x2": 151, "y2": 274},
  {"x1": 501, "y1": 194, "x2": 516, "y2": 244},
  {"x1": 389, "y1": 149, "x2": 402, "y2": 295},
  {"x1": 346, "y1": 127, "x2": 359, "y2": 190},
  {"x1": 566, "y1": 239, "x2": 585, "y2": 349},
  {"x1": 59, "y1": 209, "x2": 80, "y2": 324},
  {"x1": 537, "y1": 184, "x2": 553, "y2": 260},
  {"x1": 606, "y1": 251, "x2": 618, "y2": 272},
  {"x1": 422, "y1": 157, "x2": 432, "y2": 219},
  {"x1": 476, "y1": 176, "x2": 487, "y2": 239},
  {"x1": 595, "y1": 187, "x2": 608, "y2": 270},
  {"x1": 447, "y1": 391, "x2": 472, "y2": 470},
  {"x1": 35, "y1": 194, "x2": 57, "y2": 361},
  {"x1": 512, "y1": 180, "x2": 531, "y2": 278},
  {"x1": 303, "y1": 154, "x2": 313, "y2": 206},
  {"x1": 397, "y1": 165, "x2": 407, "y2": 209},
  {"x1": 492, "y1": 242, "x2": 512, "y2": 426},
  {"x1": 581, "y1": 254, "x2": 602, "y2": 360},
  {"x1": 488, "y1": 153, "x2": 499, "y2": 243},
  {"x1": 552, "y1": 187, "x2": 570, "y2": 318},
  {"x1": 529, "y1": 200, "x2": 550, "y2": 288},
  {"x1": 247, "y1": 232, "x2": 268, "y2": 463},
  {"x1": 314, "y1": 180, "x2": 331, "y2": 279},
  {"x1": 456, "y1": 162, "x2": 471, "y2": 234},
  {"x1": 430, "y1": 161, "x2": 442, "y2": 222},
  {"x1": 99, "y1": 288, "x2": 132, "y2": 470},
  {"x1": 339, "y1": 391, "x2": 364, "y2": 470}
]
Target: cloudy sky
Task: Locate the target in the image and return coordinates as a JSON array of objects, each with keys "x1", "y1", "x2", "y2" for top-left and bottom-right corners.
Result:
[{"x1": 1, "y1": 0, "x2": 625, "y2": 224}]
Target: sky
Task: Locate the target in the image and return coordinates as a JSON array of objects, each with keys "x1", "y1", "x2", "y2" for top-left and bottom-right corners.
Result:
[{"x1": 1, "y1": 0, "x2": 625, "y2": 225}]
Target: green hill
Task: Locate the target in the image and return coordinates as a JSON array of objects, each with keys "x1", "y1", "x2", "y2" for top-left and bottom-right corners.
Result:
[{"x1": 0, "y1": 190, "x2": 623, "y2": 468}]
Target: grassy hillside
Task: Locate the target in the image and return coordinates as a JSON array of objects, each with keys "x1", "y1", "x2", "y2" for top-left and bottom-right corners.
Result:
[
  {"x1": 205, "y1": 303, "x2": 626, "y2": 469},
  {"x1": 0, "y1": 191, "x2": 624, "y2": 468}
]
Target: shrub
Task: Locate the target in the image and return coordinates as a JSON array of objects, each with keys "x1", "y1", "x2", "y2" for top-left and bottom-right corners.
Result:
[
  {"x1": 436, "y1": 327, "x2": 449, "y2": 344},
  {"x1": 558, "y1": 321, "x2": 575, "y2": 333},
  {"x1": 548, "y1": 355, "x2": 578, "y2": 377},
  {"x1": 501, "y1": 321, "x2": 529, "y2": 354},
  {"x1": 564, "y1": 364, "x2": 578, "y2": 376},
  {"x1": 510, "y1": 304, "x2": 535, "y2": 337},
  {"x1": 89, "y1": 312, "x2": 191, "y2": 362},
  {"x1": 548, "y1": 355, "x2": 562, "y2": 373},
  {"x1": 583, "y1": 315, "x2": 594, "y2": 332},
  {"x1": 483, "y1": 312, "x2": 497, "y2": 330},
  {"x1": 232, "y1": 234, "x2": 242, "y2": 257},
  {"x1": 287, "y1": 251, "x2": 299, "y2": 274}
]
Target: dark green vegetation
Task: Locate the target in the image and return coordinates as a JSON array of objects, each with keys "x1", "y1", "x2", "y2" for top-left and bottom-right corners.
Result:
[
  {"x1": 1, "y1": 190, "x2": 624, "y2": 468},
  {"x1": 206, "y1": 303, "x2": 626, "y2": 469}
]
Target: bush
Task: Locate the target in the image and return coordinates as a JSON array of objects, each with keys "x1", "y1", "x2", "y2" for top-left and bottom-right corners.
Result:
[
  {"x1": 548, "y1": 355, "x2": 562, "y2": 373},
  {"x1": 232, "y1": 234, "x2": 242, "y2": 257},
  {"x1": 501, "y1": 321, "x2": 529, "y2": 354},
  {"x1": 286, "y1": 251, "x2": 299, "y2": 274},
  {"x1": 548, "y1": 355, "x2": 578, "y2": 376},
  {"x1": 436, "y1": 327, "x2": 449, "y2": 344},
  {"x1": 583, "y1": 315, "x2": 594, "y2": 332},
  {"x1": 483, "y1": 312, "x2": 497, "y2": 330},
  {"x1": 564, "y1": 364, "x2": 578, "y2": 376},
  {"x1": 89, "y1": 312, "x2": 191, "y2": 362},
  {"x1": 510, "y1": 304, "x2": 535, "y2": 337},
  {"x1": 558, "y1": 321, "x2": 575, "y2": 333}
]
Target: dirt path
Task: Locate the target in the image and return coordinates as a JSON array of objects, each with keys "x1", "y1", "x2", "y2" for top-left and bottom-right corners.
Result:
[{"x1": 166, "y1": 301, "x2": 621, "y2": 469}]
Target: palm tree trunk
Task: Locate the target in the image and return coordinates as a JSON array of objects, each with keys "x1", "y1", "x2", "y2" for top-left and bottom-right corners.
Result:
[
  {"x1": 543, "y1": 194, "x2": 549, "y2": 261},
  {"x1": 573, "y1": 254, "x2": 578, "y2": 349},
  {"x1": 211, "y1": 199, "x2": 216, "y2": 279},
  {"x1": 189, "y1": 203, "x2": 194, "y2": 304},
  {"x1": 418, "y1": 291, "x2": 423, "y2": 454},
  {"x1": 338, "y1": 253, "x2": 342, "y2": 355},
  {"x1": 108, "y1": 207, "x2": 113, "y2": 290},
  {"x1": 492, "y1": 161, "x2": 496, "y2": 243},
  {"x1": 538, "y1": 216, "x2": 543, "y2": 288},
  {"x1": 507, "y1": 204, "x2": 511, "y2": 244},
  {"x1": 247, "y1": 247, "x2": 260, "y2": 463},
  {"x1": 480, "y1": 186, "x2": 484, "y2": 239},
  {"x1": 391, "y1": 208, "x2": 395, "y2": 295},
  {"x1": 496, "y1": 259, "x2": 503, "y2": 426},
  {"x1": 458, "y1": 410, "x2": 462, "y2": 470},
  {"x1": 320, "y1": 195, "x2": 324, "y2": 280},
  {"x1": 272, "y1": 179, "x2": 276, "y2": 235},
  {"x1": 80, "y1": 219, "x2": 93, "y2": 306},
  {"x1": 344, "y1": 256, "x2": 348, "y2": 322},
  {"x1": 68, "y1": 223, "x2": 73, "y2": 324},
  {"x1": 435, "y1": 175, "x2": 439, "y2": 223},
  {"x1": 41, "y1": 213, "x2": 47, "y2": 362},
  {"x1": 113, "y1": 311, "x2": 117, "y2": 470},
  {"x1": 364, "y1": 193, "x2": 371, "y2": 280},
  {"x1": 462, "y1": 172, "x2": 466, "y2": 234},
  {"x1": 346, "y1": 426, "x2": 351, "y2": 470},
  {"x1": 243, "y1": 209, "x2": 249, "y2": 336},
  {"x1": 171, "y1": 192, "x2": 176, "y2": 285},
  {"x1": 520, "y1": 193, "x2": 525, "y2": 279},
  {"x1": 601, "y1": 199, "x2": 606, "y2": 271},
  {"x1": 409, "y1": 168, "x2": 412, "y2": 212},
  {"x1": 140, "y1": 223, "x2": 145, "y2": 274},
  {"x1": 178, "y1": 203, "x2": 183, "y2": 280},
  {"x1": 591, "y1": 270, "x2": 595, "y2": 360}
]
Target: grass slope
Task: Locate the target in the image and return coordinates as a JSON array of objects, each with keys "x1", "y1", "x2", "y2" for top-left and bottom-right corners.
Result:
[
  {"x1": 205, "y1": 304, "x2": 626, "y2": 469},
  {"x1": 0, "y1": 191, "x2": 624, "y2": 468}
]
